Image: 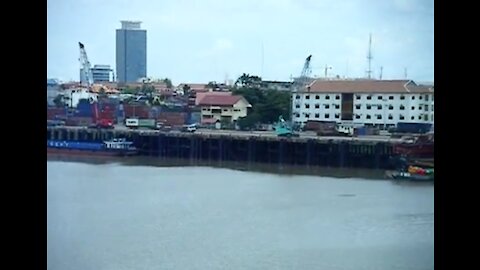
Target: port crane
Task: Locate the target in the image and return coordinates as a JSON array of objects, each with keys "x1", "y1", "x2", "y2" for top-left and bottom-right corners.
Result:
[
  {"x1": 78, "y1": 42, "x2": 113, "y2": 129},
  {"x1": 79, "y1": 42, "x2": 94, "y2": 88},
  {"x1": 292, "y1": 55, "x2": 313, "y2": 93}
]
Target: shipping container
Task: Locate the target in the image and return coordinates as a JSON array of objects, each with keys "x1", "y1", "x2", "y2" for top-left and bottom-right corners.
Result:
[{"x1": 395, "y1": 122, "x2": 432, "y2": 134}]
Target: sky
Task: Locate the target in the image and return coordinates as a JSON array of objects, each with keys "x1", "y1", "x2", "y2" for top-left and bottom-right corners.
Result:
[{"x1": 47, "y1": 0, "x2": 434, "y2": 85}]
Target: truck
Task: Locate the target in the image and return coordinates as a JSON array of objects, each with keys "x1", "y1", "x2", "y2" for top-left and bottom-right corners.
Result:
[
  {"x1": 125, "y1": 118, "x2": 158, "y2": 130},
  {"x1": 88, "y1": 102, "x2": 114, "y2": 129}
]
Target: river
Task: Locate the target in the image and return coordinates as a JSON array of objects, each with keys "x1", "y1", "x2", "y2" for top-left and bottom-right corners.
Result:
[{"x1": 47, "y1": 158, "x2": 434, "y2": 270}]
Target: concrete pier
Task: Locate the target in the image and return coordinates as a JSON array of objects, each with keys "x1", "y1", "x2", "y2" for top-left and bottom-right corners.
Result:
[{"x1": 47, "y1": 127, "x2": 398, "y2": 169}]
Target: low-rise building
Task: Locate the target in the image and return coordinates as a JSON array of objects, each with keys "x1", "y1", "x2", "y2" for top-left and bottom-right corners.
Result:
[
  {"x1": 292, "y1": 79, "x2": 434, "y2": 128},
  {"x1": 198, "y1": 95, "x2": 251, "y2": 124}
]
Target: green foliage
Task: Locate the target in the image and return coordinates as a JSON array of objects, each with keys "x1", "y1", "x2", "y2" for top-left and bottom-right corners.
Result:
[
  {"x1": 53, "y1": 94, "x2": 65, "y2": 107},
  {"x1": 233, "y1": 87, "x2": 291, "y2": 127},
  {"x1": 163, "y1": 78, "x2": 173, "y2": 89},
  {"x1": 121, "y1": 86, "x2": 139, "y2": 95}
]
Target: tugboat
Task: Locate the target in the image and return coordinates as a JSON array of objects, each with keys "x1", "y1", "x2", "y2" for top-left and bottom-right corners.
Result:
[{"x1": 47, "y1": 138, "x2": 138, "y2": 157}]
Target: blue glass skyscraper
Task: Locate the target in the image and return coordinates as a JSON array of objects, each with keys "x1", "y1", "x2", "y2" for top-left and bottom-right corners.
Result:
[{"x1": 116, "y1": 21, "x2": 147, "y2": 83}]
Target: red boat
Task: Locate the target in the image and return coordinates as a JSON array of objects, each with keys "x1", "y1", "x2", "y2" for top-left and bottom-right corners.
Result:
[{"x1": 392, "y1": 133, "x2": 434, "y2": 158}]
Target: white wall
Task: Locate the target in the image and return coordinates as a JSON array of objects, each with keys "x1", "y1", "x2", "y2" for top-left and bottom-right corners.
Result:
[
  {"x1": 292, "y1": 92, "x2": 434, "y2": 126},
  {"x1": 66, "y1": 88, "x2": 98, "y2": 108}
]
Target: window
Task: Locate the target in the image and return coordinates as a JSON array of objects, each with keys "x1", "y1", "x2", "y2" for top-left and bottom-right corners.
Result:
[
  {"x1": 419, "y1": 105, "x2": 423, "y2": 110},
  {"x1": 424, "y1": 105, "x2": 429, "y2": 111},
  {"x1": 356, "y1": 104, "x2": 361, "y2": 109},
  {"x1": 419, "y1": 96, "x2": 423, "y2": 100},
  {"x1": 356, "y1": 95, "x2": 361, "y2": 100},
  {"x1": 411, "y1": 116, "x2": 415, "y2": 120},
  {"x1": 315, "y1": 95, "x2": 320, "y2": 99},
  {"x1": 400, "y1": 105, "x2": 405, "y2": 110},
  {"x1": 295, "y1": 113, "x2": 300, "y2": 117},
  {"x1": 377, "y1": 115, "x2": 382, "y2": 120},
  {"x1": 389, "y1": 96, "x2": 394, "y2": 100},
  {"x1": 356, "y1": 114, "x2": 361, "y2": 119},
  {"x1": 411, "y1": 106, "x2": 415, "y2": 110},
  {"x1": 367, "y1": 105, "x2": 371, "y2": 110},
  {"x1": 378, "y1": 96, "x2": 382, "y2": 100},
  {"x1": 325, "y1": 113, "x2": 330, "y2": 118},
  {"x1": 295, "y1": 95, "x2": 300, "y2": 99},
  {"x1": 418, "y1": 115, "x2": 421, "y2": 120},
  {"x1": 305, "y1": 113, "x2": 310, "y2": 118},
  {"x1": 335, "y1": 105, "x2": 340, "y2": 109},
  {"x1": 412, "y1": 96, "x2": 415, "y2": 100},
  {"x1": 295, "y1": 104, "x2": 300, "y2": 109},
  {"x1": 378, "y1": 105, "x2": 382, "y2": 110},
  {"x1": 424, "y1": 115, "x2": 428, "y2": 121},
  {"x1": 367, "y1": 95, "x2": 372, "y2": 100},
  {"x1": 202, "y1": 108, "x2": 208, "y2": 111},
  {"x1": 306, "y1": 95, "x2": 310, "y2": 99},
  {"x1": 388, "y1": 115, "x2": 393, "y2": 120},
  {"x1": 400, "y1": 115, "x2": 405, "y2": 120},
  {"x1": 366, "y1": 114, "x2": 371, "y2": 119},
  {"x1": 335, "y1": 113, "x2": 340, "y2": 118},
  {"x1": 315, "y1": 113, "x2": 319, "y2": 118},
  {"x1": 325, "y1": 104, "x2": 330, "y2": 109},
  {"x1": 335, "y1": 95, "x2": 340, "y2": 100},
  {"x1": 425, "y1": 95, "x2": 429, "y2": 101},
  {"x1": 389, "y1": 105, "x2": 394, "y2": 110},
  {"x1": 223, "y1": 109, "x2": 228, "y2": 112},
  {"x1": 325, "y1": 95, "x2": 330, "y2": 100},
  {"x1": 234, "y1": 109, "x2": 240, "y2": 112},
  {"x1": 305, "y1": 104, "x2": 310, "y2": 109},
  {"x1": 400, "y1": 95, "x2": 405, "y2": 100},
  {"x1": 315, "y1": 104, "x2": 320, "y2": 109}
]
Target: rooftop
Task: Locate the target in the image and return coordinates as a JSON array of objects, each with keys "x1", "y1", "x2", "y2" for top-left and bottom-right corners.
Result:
[
  {"x1": 305, "y1": 79, "x2": 433, "y2": 94},
  {"x1": 198, "y1": 95, "x2": 245, "y2": 106}
]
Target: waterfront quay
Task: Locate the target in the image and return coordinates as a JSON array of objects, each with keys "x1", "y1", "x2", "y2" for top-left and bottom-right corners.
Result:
[{"x1": 47, "y1": 126, "x2": 402, "y2": 169}]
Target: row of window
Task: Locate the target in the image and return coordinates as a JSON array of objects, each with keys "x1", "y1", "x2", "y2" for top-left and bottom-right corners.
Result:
[
  {"x1": 296, "y1": 104, "x2": 434, "y2": 111},
  {"x1": 296, "y1": 94, "x2": 433, "y2": 101},
  {"x1": 295, "y1": 113, "x2": 434, "y2": 121}
]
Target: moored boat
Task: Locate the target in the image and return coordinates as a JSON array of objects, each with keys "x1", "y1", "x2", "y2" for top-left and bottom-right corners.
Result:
[
  {"x1": 47, "y1": 138, "x2": 138, "y2": 157},
  {"x1": 385, "y1": 165, "x2": 434, "y2": 182}
]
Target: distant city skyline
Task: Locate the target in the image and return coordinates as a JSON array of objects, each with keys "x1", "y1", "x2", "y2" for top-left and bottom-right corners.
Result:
[{"x1": 47, "y1": 0, "x2": 434, "y2": 84}]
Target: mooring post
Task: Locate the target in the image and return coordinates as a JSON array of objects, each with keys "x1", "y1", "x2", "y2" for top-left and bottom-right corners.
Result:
[
  {"x1": 278, "y1": 140, "x2": 284, "y2": 166},
  {"x1": 339, "y1": 142, "x2": 346, "y2": 168}
]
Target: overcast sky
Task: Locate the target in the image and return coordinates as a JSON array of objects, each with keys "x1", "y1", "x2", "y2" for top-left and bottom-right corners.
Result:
[{"x1": 47, "y1": 0, "x2": 434, "y2": 84}]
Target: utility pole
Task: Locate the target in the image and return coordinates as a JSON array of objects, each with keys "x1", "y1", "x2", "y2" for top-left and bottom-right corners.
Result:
[
  {"x1": 366, "y1": 33, "x2": 373, "y2": 79},
  {"x1": 379, "y1": 66, "x2": 383, "y2": 80}
]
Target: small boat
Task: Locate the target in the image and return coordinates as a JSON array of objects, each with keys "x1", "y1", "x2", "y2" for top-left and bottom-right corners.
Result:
[{"x1": 385, "y1": 170, "x2": 434, "y2": 182}]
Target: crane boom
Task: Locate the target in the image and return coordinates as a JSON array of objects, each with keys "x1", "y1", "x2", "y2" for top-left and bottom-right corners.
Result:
[
  {"x1": 293, "y1": 55, "x2": 312, "y2": 92},
  {"x1": 79, "y1": 42, "x2": 94, "y2": 87}
]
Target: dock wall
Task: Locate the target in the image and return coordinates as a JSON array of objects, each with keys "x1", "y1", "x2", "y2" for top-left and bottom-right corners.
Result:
[{"x1": 47, "y1": 127, "x2": 396, "y2": 169}]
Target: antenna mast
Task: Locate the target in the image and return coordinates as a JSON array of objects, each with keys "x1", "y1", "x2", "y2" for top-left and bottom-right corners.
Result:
[
  {"x1": 366, "y1": 33, "x2": 373, "y2": 79},
  {"x1": 379, "y1": 66, "x2": 383, "y2": 80}
]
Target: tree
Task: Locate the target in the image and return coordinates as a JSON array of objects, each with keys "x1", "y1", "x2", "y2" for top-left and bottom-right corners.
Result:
[
  {"x1": 53, "y1": 94, "x2": 65, "y2": 107},
  {"x1": 98, "y1": 87, "x2": 107, "y2": 98},
  {"x1": 163, "y1": 78, "x2": 173, "y2": 89},
  {"x1": 232, "y1": 87, "x2": 291, "y2": 125},
  {"x1": 182, "y1": 84, "x2": 191, "y2": 96},
  {"x1": 234, "y1": 73, "x2": 262, "y2": 88}
]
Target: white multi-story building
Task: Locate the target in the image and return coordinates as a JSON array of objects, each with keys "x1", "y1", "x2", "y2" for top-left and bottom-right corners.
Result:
[{"x1": 292, "y1": 79, "x2": 434, "y2": 128}]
